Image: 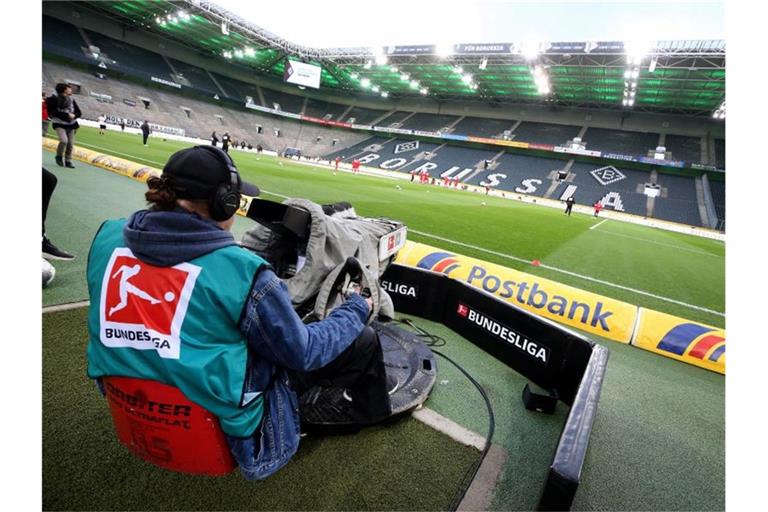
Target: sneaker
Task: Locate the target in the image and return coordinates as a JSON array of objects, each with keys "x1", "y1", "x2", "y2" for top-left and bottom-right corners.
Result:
[
  {"x1": 42, "y1": 237, "x2": 75, "y2": 261},
  {"x1": 55, "y1": 156, "x2": 63, "y2": 167},
  {"x1": 65, "y1": 161, "x2": 75, "y2": 168}
]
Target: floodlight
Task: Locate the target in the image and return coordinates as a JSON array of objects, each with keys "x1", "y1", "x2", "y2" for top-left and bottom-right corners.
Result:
[
  {"x1": 453, "y1": 65, "x2": 463, "y2": 74},
  {"x1": 361, "y1": 78, "x2": 371, "y2": 88},
  {"x1": 410, "y1": 80, "x2": 419, "y2": 89},
  {"x1": 436, "y1": 43, "x2": 454, "y2": 57},
  {"x1": 155, "y1": 17, "x2": 162, "y2": 24},
  {"x1": 364, "y1": 60, "x2": 372, "y2": 69},
  {"x1": 648, "y1": 56, "x2": 658, "y2": 73},
  {"x1": 628, "y1": 98, "x2": 635, "y2": 106},
  {"x1": 244, "y1": 47, "x2": 255, "y2": 57},
  {"x1": 400, "y1": 73, "x2": 410, "y2": 81},
  {"x1": 372, "y1": 85, "x2": 380, "y2": 92},
  {"x1": 420, "y1": 88, "x2": 428, "y2": 95},
  {"x1": 519, "y1": 42, "x2": 540, "y2": 61},
  {"x1": 630, "y1": 90, "x2": 636, "y2": 97},
  {"x1": 622, "y1": 99, "x2": 628, "y2": 106},
  {"x1": 632, "y1": 69, "x2": 639, "y2": 79},
  {"x1": 381, "y1": 91, "x2": 389, "y2": 98},
  {"x1": 234, "y1": 49, "x2": 244, "y2": 58},
  {"x1": 624, "y1": 70, "x2": 631, "y2": 79},
  {"x1": 221, "y1": 21, "x2": 229, "y2": 35},
  {"x1": 479, "y1": 57, "x2": 488, "y2": 70},
  {"x1": 461, "y1": 73, "x2": 472, "y2": 83},
  {"x1": 375, "y1": 54, "x2": 388, "y2": 65},
  {"x1": 350, "y1": 72, "x2": 358, "y2": 79},
  {"x1": 390, "y1": 65, "x2": 398, "y2": 72}
]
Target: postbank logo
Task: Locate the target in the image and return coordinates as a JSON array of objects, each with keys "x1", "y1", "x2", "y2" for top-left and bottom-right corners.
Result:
[
  {"x1": 416, "y1": 251, "x2": 462, "y2": 276},
  {"x1": 657, "y1": 323, "x2": 726, "y2": 363},
  {"x1": 398, "y1": 241, "x2": 638, "y2": 343},
  {"x1": 99, "y1": 248, "x2": 201, "y2": 359}
]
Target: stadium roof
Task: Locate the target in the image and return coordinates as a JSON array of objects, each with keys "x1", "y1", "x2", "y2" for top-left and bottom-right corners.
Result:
[{"x1": 73, "y1": 0, "x2": 726, "y2": 118}]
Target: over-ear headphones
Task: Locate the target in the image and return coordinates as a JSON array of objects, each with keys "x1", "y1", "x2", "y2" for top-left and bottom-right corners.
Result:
[{"x1": 197, "y1": 145, "x2": 241, "y2": 221}]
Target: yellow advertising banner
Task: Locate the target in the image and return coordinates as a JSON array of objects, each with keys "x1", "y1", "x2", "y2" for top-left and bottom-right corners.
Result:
[
  {"x1": 395, "y1": 241, "x2": 637, "y2": 343},
  {"x1": 42, "y1": 139, "x2": 255, "y2": 217},
  {"x1": 632, "y1": 309, "x2": 725, "y2": 374}
]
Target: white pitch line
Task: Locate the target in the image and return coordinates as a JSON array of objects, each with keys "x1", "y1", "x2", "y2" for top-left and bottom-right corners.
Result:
[
  {"x1": 589, "y1": 219, "x2": 608, "y2": 230},
  {"x1": 55, "y1": 147, "x2": 723, "y2": 317},
  {"x1": 592, "y1": 230, "x2": 722, "y2": 258},
  {"x1": 408, "y1": 229, "x2": 725, "y2": 318}
]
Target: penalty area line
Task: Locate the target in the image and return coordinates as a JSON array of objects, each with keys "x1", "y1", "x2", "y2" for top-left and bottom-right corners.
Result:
[
  {"x1": 409, "y1": 229, "x2": 725, "y2": 318},
  {"x1": 589, "y1": 219, "x2": 608, "y2": 230}
]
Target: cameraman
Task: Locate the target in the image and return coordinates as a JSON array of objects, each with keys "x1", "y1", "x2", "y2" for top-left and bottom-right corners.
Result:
[{"x1": 86, "y1": 146, "x2": 391, "y2": 480}]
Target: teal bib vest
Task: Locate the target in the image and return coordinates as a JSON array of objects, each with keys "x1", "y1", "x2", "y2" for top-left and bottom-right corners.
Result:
[{"x1": 86, "y1": 219, "x2": 267, "y2": 437}]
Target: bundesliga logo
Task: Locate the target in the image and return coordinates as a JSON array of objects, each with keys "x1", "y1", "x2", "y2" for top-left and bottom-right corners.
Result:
[{"x1": 99, "y1": 248, "x2": 201, "y2": 359}]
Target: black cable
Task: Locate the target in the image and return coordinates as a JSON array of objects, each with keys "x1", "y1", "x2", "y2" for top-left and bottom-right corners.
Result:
[{"x1": 394, "y1": 318, "x2": 496, "y2": 511}]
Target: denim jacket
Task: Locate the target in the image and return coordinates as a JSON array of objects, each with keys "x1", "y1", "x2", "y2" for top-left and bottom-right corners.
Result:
[
  {"x1": 230, "y1": 269, "x2": 369, "y2": 479},
  {"x1": 113, "y1": 208, "x2": 369, "y2": 480}
]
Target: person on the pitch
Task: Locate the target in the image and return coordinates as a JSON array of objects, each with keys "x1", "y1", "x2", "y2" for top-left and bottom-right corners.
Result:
[
  {"x1": 211, "y1": 131, "x2": 219, "y2": 147},
  {"x1": 564, "y1": 196, "x2": 575, "y2": 216},
  {"x1": 140, "y1": 120, "x2": 151, "y2": 146},
  {"x1": 98, "y1": 114, "x2": 107, "y2": 135},
  {"x1": 222, "y1": 132, "x2": 230, "y2": 153},
  {"x1": 85, "y1": 146, "x2": 393, "y2": 481},
  {"x1": 42, "y1": 167, "x2": 75, "y2": 261},
  {"x1": 593, "y1": 200, "x2": 603, "y2": 217}
]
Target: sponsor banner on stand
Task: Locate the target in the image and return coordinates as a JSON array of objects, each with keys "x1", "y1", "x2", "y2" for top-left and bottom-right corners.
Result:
[
  {"x1": 442, "y1": 134, "x2": 469, "y2": 141},
  {"x1": 638, "y1": 156, "x2": 685, "y2": 168},
  {"x1": 373, "y1": 126, "x2": 414, "y2": 135},
  {"x1": 632, "y1": 309, "x2": 725, "y2": 374},
  {"x1": 151, "y1": 76, "x2": 182, "y2": 89},
  {"x1": 413, "y1": 130, "x2": 440, "y2": 138},
  {"x1": 554, "y1": 146, "x2": 603, "y2": 157},
  {"x1": 528, "y1": 143, "x2": 555, "y2": 151},
  {"x1": 601, "y1": 152, "x2": 637, "y2": 162},
  {"x1": 455, "y1": 43, "x2": 513, "y2": 54},
  {"x1": 394, "y1": 241, "x2": 637, "y2": 342}
]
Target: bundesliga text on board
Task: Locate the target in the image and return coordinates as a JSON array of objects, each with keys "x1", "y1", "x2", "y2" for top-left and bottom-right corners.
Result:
[{"x1": 456, "y1": 302, "x2": 549, "y2": 363}]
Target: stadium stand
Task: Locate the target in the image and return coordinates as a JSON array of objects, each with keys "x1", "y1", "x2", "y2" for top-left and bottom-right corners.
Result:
[
  {"x1": 342, "y1": 106, "x2": 389, "y2": 125},
  {"x1": 653, "y1": 173, "x2": 703, "y2": 226},
  {"x1": 323, "y1": 136, "x2": 393, "y2": 160},
  {"x1": 43, "y1": 60, "x2": 369, "y2": 155},
  {"x1": 166, "y1": 58, "x2": 220, "y2": 96},
  {"x1": 83, "y1": 29, "x2": 175, "y2": 82},
  {"x1": 399, "y1": 113, "x2": 459, "y2": 132},
  {"x1": 304, "y1": 97, "x2": 350, "y2": 120},
  {"x1": 467, "y1": 153, "x2": 566, "y2": 196},
  {"x1": 554, "y1": 161, "x2": 651, "y2": 217},
  {"x1": 422, "y1": 145, "x2": 500, "y2": 174},
  {"x1": 581, "y1": 127, "x2": 660, "y2": 156},
  {"x1": 43, "y1": 15, "x2": 88, "y2": 62},
  {"x1": 41, "y1": 14, "x2": 722, "y2": 228},
  {"x1": 708, "y1": 177, "x2": 726, "y2": 225},
  {"x1": 451, "y1": 116, "x2": 516, "y2": 138},
  {"x1": 260, "y1": 86, "x2": 306, "y2": 114},
  {"x1": 714, "y1": 138, "x2": 725, "y2": 169},
  {"x1": 376, "y1": 111, "x2": 412, "y2": 127},
  {"x1": 512, "y1": 121, "x2": 582, "y2": 146},
  {"x1": 664, "y1": 134, "x2": 703, "y2": 163},
  {"x1": 209, "y1": 72, "x2": 260, "y2": 103}
]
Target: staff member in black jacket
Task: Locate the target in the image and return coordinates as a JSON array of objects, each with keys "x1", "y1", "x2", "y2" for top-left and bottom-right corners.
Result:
[
  {"x1": 140, "y1": 120, "x2": 151, "y2": 146},
  {"x1": 46, "y1": 83, "x2": 81, "y2": 168}
]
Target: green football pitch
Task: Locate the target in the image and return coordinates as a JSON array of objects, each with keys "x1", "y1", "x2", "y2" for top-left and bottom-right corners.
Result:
[{"x1": 60, "y1": 126, "x2": 725, "y2": 327}]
